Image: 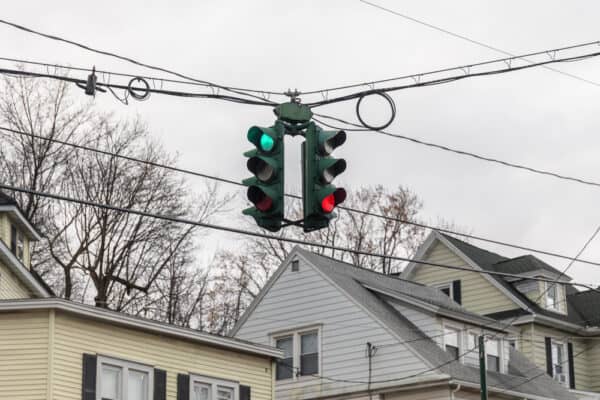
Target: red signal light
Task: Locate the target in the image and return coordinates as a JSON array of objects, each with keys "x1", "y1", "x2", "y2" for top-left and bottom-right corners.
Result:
[
  {"x1": 256, "y1": 196, "x2": 273, "y2": 211},
  {"x1": 321, "y1": 194, "x2": 335, "y2": 213}
]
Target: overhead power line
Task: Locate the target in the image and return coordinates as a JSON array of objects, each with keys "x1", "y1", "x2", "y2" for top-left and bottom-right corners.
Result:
[
  {"x1": 0, "y1": 18, "x2": 282, "y2": 103},
  {"x1": 4, "y1": 125, "x2": 600, "y2": 269},
  {"x1": 1, "y1": 182, "x2": 599, "y2": 292},
  {"x1": 0, "y1": 66, "x2": 274, "y2": 106},
  {"x1": 306, "y1": 47, "x2": 600, "y2": 107},
  {"x1": 314, "y1": 113, "x2": 600, "y2": 189},
  {"x1": 357, "y1": 0, "x2": 600, "y2": 90}
]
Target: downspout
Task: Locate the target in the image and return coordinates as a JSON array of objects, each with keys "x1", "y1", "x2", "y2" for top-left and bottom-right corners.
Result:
[{"x1": 450, "y1": 383, "x2": 461, "y2": 400}]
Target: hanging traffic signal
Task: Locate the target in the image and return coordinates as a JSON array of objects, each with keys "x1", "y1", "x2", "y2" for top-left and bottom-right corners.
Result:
[
  {"x1": 242, "y1": 123, "x2": 285, "y2": 232},
  {"x1": 302, "y1": 122, "x2": 347, "y2": 232}
]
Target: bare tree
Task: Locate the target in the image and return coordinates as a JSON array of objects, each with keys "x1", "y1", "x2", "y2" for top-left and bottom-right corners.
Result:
[
  {"x1": 210, "y1": 185, "x2": 430, "y2": 332},
  {"x1": 0, "y1": 73, "x2": 230, "y2": 316}
]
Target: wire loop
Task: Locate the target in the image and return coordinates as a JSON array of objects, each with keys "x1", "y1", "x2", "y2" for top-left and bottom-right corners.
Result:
[
  {"x1": 355, "y1": 91, "x2": 396, "y2": 130},
  {"x1": 127, "y1": 77, "x2": 151, "y2": 101}
]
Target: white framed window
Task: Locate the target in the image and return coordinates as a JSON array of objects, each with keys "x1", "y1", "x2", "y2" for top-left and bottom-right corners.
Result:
[
  {"x1": 96, "y1": 356, "x2": 153, "y2": 400},
  {"x1": 551, "y1": 341, "x2": 567, "y2": 385},
  {"x1": 443, "y1": 326, "x2": 460, "y2": 360},
  {"x1": 485, "y1": 338, "x2": 500, "y2": 373},
  {"x1": 10, "y1": 224, "x2": 24, "y2": 262},
  {"x1": 436, "y1": 283, "x2": 452, "y2": 299},
  {"x1": 190, "y1": 374, "x2": 239, "y2": 400},
  {"x1": 272, "y1": 326, "x2": 321, "y2": 381},
  {"x1": 544, "y1": 282, "x2": 565, "y2": 313}
]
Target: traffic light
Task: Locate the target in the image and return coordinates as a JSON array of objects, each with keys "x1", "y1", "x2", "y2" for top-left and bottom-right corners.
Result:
[
  {"x1": 302, "y1": 122, "x2": 347, "y2": 232},
  {"x1": 242, "y1": 123, "x2": 285, "y2": 232}
]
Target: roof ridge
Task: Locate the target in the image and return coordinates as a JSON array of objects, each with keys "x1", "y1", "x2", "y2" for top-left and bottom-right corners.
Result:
[
  {"x1": 297, "y1": 248, "x2": 428, "y2": 287},
  {"x1": 439, "y1": 232, "x2": 507, "y2": 261}
]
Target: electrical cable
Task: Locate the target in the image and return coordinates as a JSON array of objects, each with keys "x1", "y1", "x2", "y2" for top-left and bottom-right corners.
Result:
[
  {"x1": 306, "y1": 49, "x2": 600, "y2": 108},
  {"x1": 1, "y1": 181, "x2": 597, "y2": 389},
  {"x1": 357, "y1": 0, "x2": 600, "y2": 90},
  {"x1": 314, "y1": 112, "x2": 600, "y2": 189},
  {"x1": 0, "y1": 67, "x2": 274, "y2": 106},
  {"x1": 0, "y1": 18, "x2": 281, "y2": 104},
  {"x1": 1, "y1": 183, "x2": 598, "y2": 293},
  {"x1": 4, "y1": 125, "x2": 600, "y2": 270}
]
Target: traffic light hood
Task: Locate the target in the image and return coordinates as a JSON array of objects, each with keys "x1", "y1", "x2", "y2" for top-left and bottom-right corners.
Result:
[{"x1": 318, "y1": 130, "x2": 346, "y2": 156}]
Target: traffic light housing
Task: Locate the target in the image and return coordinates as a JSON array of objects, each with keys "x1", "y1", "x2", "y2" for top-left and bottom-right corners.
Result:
[
  {"x1": 302, "y1": 122, "x2": 347, "y2": 232},
  {"x1": 242, "y1": 123, "x2": 285, "y2": 232}
]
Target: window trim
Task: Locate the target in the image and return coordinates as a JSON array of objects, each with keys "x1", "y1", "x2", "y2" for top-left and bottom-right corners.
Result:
[
  {"x1": 550, "y1": 339, "x2": 569, "y2": 386},
  {"x1": 96, "y1": 355, "x2": 154, "y2": 400},
  {"x1": 435, "y1": 282, "x2": 453, "y2": 299},
  {"x1": 189, "y1": 374, "x2": 239, "y2": 400},
  {"x1": 271, "y1": 325, "x2": 322, "y2": 382},
  {"x1": 544, "y1": 281, "x2": 567, "y2": 314}
]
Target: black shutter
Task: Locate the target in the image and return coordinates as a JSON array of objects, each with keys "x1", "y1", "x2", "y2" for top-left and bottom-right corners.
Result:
[
  {"x1": 545, "y1": 337, "x2": 553, "y2": 376},
  {"x1": 568, "y1": 342, "x2": 576, "y2": 389},
  {"x1": 240, "y1": 385, "x2": 251, "y2": 400},
  {"x1": 154, "y1": 369, "x2": 167, "y2": 400},
  {"x1": 452, "y1": 280, "x2": 462, "y2": 304},
  {"x1": 177, "y1": 373, "x2": 190, "y2": 400},
  {"x1": 81, "y1": 353, "x2": 97, "y2": 400}
]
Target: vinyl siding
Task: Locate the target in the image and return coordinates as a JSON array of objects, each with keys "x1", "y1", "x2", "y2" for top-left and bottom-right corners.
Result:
[
  {"x1": 0, "y1": 259, "x2": 32, "y2": 299},
  {"x1": 519, "y1": 324, "x2": 591, "y2": 392},
  {"x1": 0, "y1": 310, "x2": 50, "y2": 400},
  {"x1": 410, "y1": 241, "x2": 518, "y2": 315},
  {"x1": 587, "y1": 340, "x2": 600, "y2": 392},
  {"x1": 235, "y1": 257, "x2": 433, "y2": 400},
  {"x1": 50, "y1": 310, "x2": 273, "y2": 400}
]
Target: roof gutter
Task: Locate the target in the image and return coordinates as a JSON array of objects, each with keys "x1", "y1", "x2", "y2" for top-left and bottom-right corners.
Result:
[
  {"x1": 510, "y1": 314, "x2": 600, "y2": 335},
  {"x1": 451, "y1": 380, "x2": 556, "y2": 400}
]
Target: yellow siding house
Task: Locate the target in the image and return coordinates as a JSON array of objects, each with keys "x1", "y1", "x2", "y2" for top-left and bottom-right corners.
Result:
[{"x1": 0, "y1": 192, "x2": 281, "y2": 400}]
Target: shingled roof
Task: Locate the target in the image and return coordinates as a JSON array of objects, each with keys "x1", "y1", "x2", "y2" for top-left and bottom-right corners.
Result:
[
  {"x1": 439, "y1": 233, "x2": 596, "y2": 327},
  {"x1": 292, "y1": 248, "x2": 576, "y2": 400}
]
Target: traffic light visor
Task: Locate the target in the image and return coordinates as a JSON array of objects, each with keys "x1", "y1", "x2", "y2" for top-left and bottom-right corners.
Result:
[
  {"x1": 320, "y1": 159, "x2": 347, "y2": 184},
  {"x1": 319, "y1": 130, "x2": 346, "y2": 155},
  {"x1": 247, "y1": 156, "x2": 276, "y2": 182},
  {"x1": 248, "y1": 126, "x2": 276, "y2": 152},
  {"x1": 247, "y1": 186, "x2": 274, "y2": 212}
]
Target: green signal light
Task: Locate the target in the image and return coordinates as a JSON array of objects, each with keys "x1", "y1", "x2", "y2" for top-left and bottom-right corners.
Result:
[{"x1": 260, "y1": 134, "x2": 275, "y2": 151}]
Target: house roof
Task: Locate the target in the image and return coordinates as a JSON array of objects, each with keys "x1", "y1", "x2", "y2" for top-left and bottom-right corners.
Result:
[
  {"x1": 0, "y1": 298, "x2": 282, "y2": 359},
  {"x1": 434, "y1": 234, "x2": 596, "y2": 328},
  {"x1": 0, "y1": 191, "x2": 18, "y2": 205},
  {"x1": 0, "y1": 191, "x2": 41, "y2": 241},
  {"x1": 291, "y1": 248, "x2": 576, "y2": 400},
  {"x1": 0, "y1": 239, "x2": 50, "y2": 298}
]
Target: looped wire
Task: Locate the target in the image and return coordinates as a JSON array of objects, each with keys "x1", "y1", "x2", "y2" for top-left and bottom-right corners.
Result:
[
  {"x1": 127, "y1": 77, "x2": 151, "y2": 101},
  {"x1": 355, "y1": 91, "x2": 397, "y2": 131}
]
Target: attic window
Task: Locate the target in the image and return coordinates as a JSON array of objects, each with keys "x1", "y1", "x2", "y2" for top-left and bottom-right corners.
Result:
[
  {"x1": 10, "y1": 224, "x2": 24, "y2": 262},
  {"x1": 291, "y1": 260, "x2": 299, "y2": 272}
]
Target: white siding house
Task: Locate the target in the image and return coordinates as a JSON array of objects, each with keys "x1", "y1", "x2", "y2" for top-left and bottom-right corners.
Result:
[{"x1": 233, "y1": 247, "x2": 576, "y2": 400}]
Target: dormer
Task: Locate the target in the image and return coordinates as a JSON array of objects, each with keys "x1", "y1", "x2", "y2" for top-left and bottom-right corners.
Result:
[
  {"x1": 496, "y1": 255, "x2": 570, "y2": 315},
  {"x1": 0, "y1": 192, "x2": 41, "y2": 269}
]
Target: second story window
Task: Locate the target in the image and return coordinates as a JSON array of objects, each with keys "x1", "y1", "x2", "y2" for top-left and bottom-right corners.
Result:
[
  {"x1": 443, "y1": 327, "x2": 459, "y2": 360},
  {"x1": 10, "y1": 224, "x2": 24, "y2": 262},
  {"x1": 551, "y1": 342, "x2": 566, "y2": 384},
  {"x1": 276, "y1": 336, "x2": 294, "y2": 380},
  {"x1": 274, "y1": 327, "x2": 321, "y2": 381},
  {"x1": 485, "y1": 339, "x2": 500, "y2": 372},
  {"x1": 191, "y1": 374, "x2": 239, "y2": 400},
  {"x1": 300, "y1": 331, "x2": 318, "y2": 376},
  {"x1": 546, "y1": 283, "x2": 558, "y2": 310}
]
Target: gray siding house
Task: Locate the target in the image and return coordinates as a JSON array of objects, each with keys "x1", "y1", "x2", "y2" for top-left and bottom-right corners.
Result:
[{"x1": 232, "y1": 247, "x2": 575, "y2": 400}]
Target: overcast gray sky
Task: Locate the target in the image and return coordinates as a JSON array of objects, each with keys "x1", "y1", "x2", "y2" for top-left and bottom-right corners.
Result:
[{"x1": 3, "y1": 0, "x2": 600, "y2": 285}]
